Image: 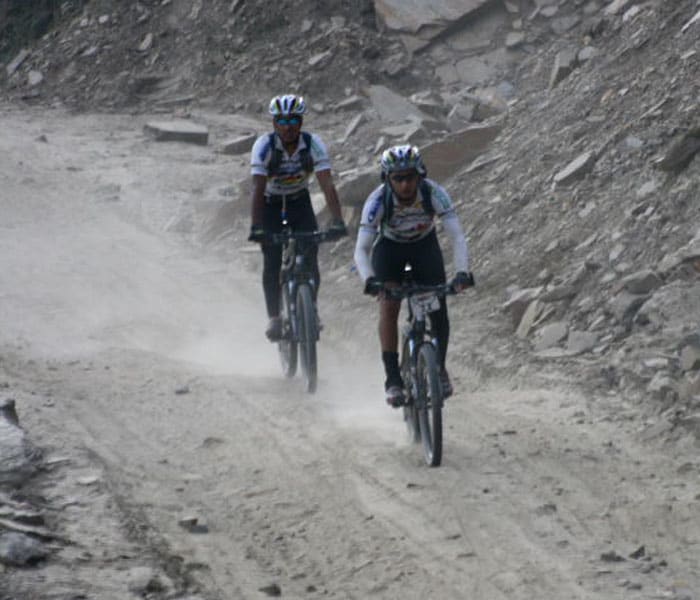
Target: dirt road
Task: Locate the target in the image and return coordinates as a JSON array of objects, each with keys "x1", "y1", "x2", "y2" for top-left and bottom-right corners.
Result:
[{"x1": 1, "y1": 106, "x2": 698, "y2": 599}]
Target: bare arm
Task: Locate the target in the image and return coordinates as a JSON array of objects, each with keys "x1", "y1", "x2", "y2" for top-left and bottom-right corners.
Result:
[
  {"x1": 315, "y1": 169, "x2": 343, "y2": 221},
  {"x1": 250, "y1": 174, "x2": 267, "y2": 225}
]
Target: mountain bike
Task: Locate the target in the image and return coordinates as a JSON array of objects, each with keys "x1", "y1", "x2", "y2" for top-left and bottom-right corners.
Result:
[
  {"x1": 385, "y1": 282, "x2": 459, "y2": 467},
  {"x1": 267, "y1": 228, "x2": 333, "y2": 394}
]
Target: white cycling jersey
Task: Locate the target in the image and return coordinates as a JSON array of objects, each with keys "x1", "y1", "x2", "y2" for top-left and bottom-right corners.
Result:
[
  {"x1": 354, "y1": 178, "x2": 469, "y2": 282},
  {"x1": 250, "y1": 132, "x2": 331, "y2": 196},
  {"x1": 358, "y1": 179, "x2": 453, "y2": 242}
]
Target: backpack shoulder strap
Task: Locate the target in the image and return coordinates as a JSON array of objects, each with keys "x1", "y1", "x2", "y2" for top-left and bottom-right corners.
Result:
[
  {"x1": 267, "y1": 132, "x2": 283, "y2": 176},
  {"x1": 419, "y1": 179, "x2": 434, "y2": 215},
  {"x1": 300, "y1": 131, "x2": 314, "y2": 173},
  {"x1": 380, "y1": 182, "x2": 393, "y2": 233}
]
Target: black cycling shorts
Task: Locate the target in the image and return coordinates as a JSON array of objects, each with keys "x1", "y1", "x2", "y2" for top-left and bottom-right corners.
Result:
[{"x1": 371, "y1": 230, "x2": 446, "y2": 285}]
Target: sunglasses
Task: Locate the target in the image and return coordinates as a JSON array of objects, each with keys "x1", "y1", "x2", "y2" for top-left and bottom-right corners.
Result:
[
  {"x1": 389, "y1": 172, "x2": 418, "y2": 183},
  {"x1": 275, "y1": 116, "x2": 301, "y2": 126}
]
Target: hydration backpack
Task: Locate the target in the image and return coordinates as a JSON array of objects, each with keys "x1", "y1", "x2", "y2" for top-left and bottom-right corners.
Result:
[{"x1": 267, "y1": 131, "x2": 314, "y2": 176}]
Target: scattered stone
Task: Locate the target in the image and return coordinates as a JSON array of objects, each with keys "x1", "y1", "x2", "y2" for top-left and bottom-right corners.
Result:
[
  {"x1": 554, "y1": 14, "x2": 582, "y2": 33},
  {"x1": 127, "y1": 567, "x2": 164, "y2": 595},
  {"x1": 658, "y1": 233, "x2": 700, "y2": 274},
  {"x1": 0, "y1": 532, "x2": 48, "y2": 566},
  {"x1": 680, "y1": 342, "x2": 700, "y2": 372},
  {"x1": 421, "y1": 124, "x2": 501, "y2": 181},
  {"x1": 636, "y1": 180, "x2": 658, "y2": 199},
  {"x1": 533, "y1": 321, "x2": 569, "y2": 352},
  {"x1": 374, "y1": 0, "x2": 491, "y2": 47},
  {"x1": 535, "y1": 502, "x2": 557, "y2": 516},
  {"x1": 502, "y1": 287, "x2": 543, "y2": 327},
  {"x1": 578, "y1": 46, "x2": 599, "y2": 63},
  {"x1": 619, "y1": 270, "x2": 662, "y2": 294},
  {"x1": 138, "y1": 33, "x2": 154, "y2": 52},
  {"x1": 516, "y1": 299, "x2": 543, "y2": 339},
  {"x1": 681, "y1": 8, "x2": 700, "y2": 33},
  {"x1": 566, "y1": 330, "x2": 598, "y2": 355},
  {"x1": 505, "y1": 32, "x2": 526, "y2": 49},
  {"x1": 178, "y1": 515, "x2": 209, "y2": 533},
  {"x1": 600, "y1": 549, "x2": 626, "y2": 562},
  {"x1": 0, "y1": 398, "x2": 19, "y2": 426},
  {"x1": 605, "y1": 0, "x2": 633, "y2": 15},
  {"x1": 341, "y1": 114, "x2": 363, "y2": 143},
  {"x1": 657, "y1": 126, "x2": 700, "y2": 173},
  {"x1": 220, "y1": 133, "x2": 256, "y2": 155},
  {"x1": 27, "y1": 70, "x2": 44, "y2": 87},
  {"x1": 337, "y1": 95, "x2": 364, "y2": 111},
  {"x1": 549, "y1": 49, "x2": 578, "y2": 89},
  {"x1": 647, "y1": 372, "x2": 675, "y2": 398},
  {"x1": 366, "y1": 85, "x2": 439, "y2": 128},
  {"x1": 259, "y1": 583, "x2": 282, "y2": 597},
  {"x1": 553, "y1": 151, "x2": 596, "y2": 185},
  {"x1": 144, "y1": 121, "x2": 209, "y2": 146},
  {"x1": 5, "y1": 49, "x2": 30, "y2": 77},
  {"x1": 308, "y1": 50, "x2": 333, "y2": 68},
  {"x1": 0, "y1": 411, "x2": 36, "y2": 486},
  {"x1": 76, "y1": 475, "x2": 100, "y2": 486}
]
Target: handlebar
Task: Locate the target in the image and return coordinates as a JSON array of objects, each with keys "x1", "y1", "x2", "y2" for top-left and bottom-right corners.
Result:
[
  {"x1": 265, "y1": 230, "x2": 336, "y2": 245},
  {"x1": 383, "y1": 282, "x2": 459, "y2": 300}
]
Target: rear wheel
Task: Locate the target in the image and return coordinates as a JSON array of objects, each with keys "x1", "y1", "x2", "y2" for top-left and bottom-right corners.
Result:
[
  {"x1": 401, "y1": 337, "x2": 419, "y2": 444},
  {"x1": 297, "y1": 284, "x2": 317, "y2": 394},
  {"x1": 416, "y1": 343, "x2": 442, "y2": 467},
  {"x1": 278, "y1": 286, "x2": 297, "y2": 378}
]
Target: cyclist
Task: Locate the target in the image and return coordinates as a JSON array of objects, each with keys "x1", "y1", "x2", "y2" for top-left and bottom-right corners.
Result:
[
  {"x1": 353, "y1": 145, "x2": 474, "y2": 407},
  {"x1": 248, "y1": 94, "x2": 347, "y2": 341}
]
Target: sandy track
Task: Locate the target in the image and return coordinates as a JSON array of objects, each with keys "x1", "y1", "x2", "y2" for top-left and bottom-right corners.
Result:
[{"x1": 1, "y1": 106, "x2": 698, "y2": 599}]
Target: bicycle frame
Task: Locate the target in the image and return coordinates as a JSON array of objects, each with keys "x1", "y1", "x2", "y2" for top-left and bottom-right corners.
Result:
[
  {"x1": 277, "y1": 232, "x2": 322, "y2": 343},
  {"x1": 265, "y1": 210, "x2": 333, "y2": 393},
  {"x1": 400, "y1": 287, "x2": 449, "y2": 402},
  {"x1": 386, "y1": 282, "x2": 456, "y2": 466}
]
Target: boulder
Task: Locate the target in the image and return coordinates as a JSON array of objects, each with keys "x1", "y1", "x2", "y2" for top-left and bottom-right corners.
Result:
[
  {"x1": 220, "y1": 133, "x2": 256, "y2": 155},
  {"x1": 374, "y1": 0, "x2": 491, "y2": 45},
  {"x1": 144, "y1": 121, "x2": 209, "y2": 145},
  {"x1": 420, "y1": 124, "x2": 501, "y2": 181}
]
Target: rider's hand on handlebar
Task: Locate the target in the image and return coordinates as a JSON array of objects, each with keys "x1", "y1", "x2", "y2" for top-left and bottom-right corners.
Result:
[
  {"x1": 363, "y1": 276, "x2": 383, "y2": 297},
  {"x1": 451, "y1": 271, "x2": 475, "y2": 292},
  {"x1": 248, "y1": 224, "x2": 266, "y2": 243},
  {"x1": 326, "y1": 219, "x2": 348, "y2": 241}
]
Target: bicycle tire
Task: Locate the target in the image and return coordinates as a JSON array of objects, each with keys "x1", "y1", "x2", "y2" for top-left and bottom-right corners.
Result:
[
  {"x1": 401, "y1": 338, "x2": 420, "y2": 444},
  {"x1": 296, "y1": 283, "x2": 317, "y2": 394},
  {"x1": 416, "y1": 343, "x2": 442, "y2": 467},
  {"x1": 278, "y1": 287, "x2": 297, "y2": 378}
]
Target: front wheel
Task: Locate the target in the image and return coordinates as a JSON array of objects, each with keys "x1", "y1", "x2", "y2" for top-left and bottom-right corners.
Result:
[
  {"x1": 296, "y1": 284, "x2": 318, "y2": 394},
  {"x1": 416, "y1": 343, "x2": 442, "y2": 467},
  {"x1": 401, "y1": 337, "x2": 419, "y2": 444},
  {"x1": 278, "y1": 286, "x2": 297, "y2": 378}
]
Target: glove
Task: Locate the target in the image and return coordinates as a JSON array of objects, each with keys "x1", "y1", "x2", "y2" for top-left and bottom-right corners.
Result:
[
  {"x1": 363, "y1": 276, "x2": 383, "y2": 297},
  {"x1": 326, "y1": 219, "x2": 348, "y2": 241},
  {"x1": 248, "y1": 224, "x2": 265, "y2": 243},
  {"x1": 451, "y1": 271, "x2": 475, "y2": 290}
]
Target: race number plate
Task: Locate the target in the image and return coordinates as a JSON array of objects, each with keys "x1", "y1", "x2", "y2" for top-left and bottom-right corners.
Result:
[{"x1": 409, "y1": 292, "x2": 441, "y2": 316}]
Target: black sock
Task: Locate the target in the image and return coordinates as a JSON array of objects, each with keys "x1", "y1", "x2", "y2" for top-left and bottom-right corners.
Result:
[{"x1": 382, "y1": 351, "x2": 402, "y2": 386}]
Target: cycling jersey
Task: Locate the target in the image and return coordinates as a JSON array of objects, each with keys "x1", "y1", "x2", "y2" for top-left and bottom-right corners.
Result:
[
  {"x1": 359, "y1": 178, "x2": 454, "y2": 243},
  {"x1": 251, "y1": 132, "x2": 332, "y2": 196},
  {"x1": 354, "y1": 178, "x2": 469, "y2": 282}
]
